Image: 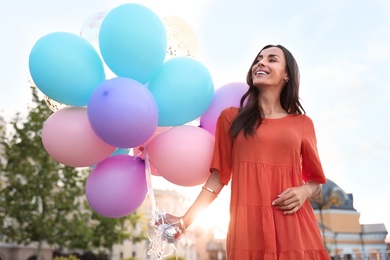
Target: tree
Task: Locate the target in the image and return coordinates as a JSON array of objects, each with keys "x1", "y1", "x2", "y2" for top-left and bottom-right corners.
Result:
[{"x1": 0, "y1": 86, "x2": 147, "y2": 259}]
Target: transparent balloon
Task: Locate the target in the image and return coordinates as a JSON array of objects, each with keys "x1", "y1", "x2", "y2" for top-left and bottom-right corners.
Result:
[
  {"x1": 80, "y1": 10, "x2": 110, "y2": 47},
  {"x1": 80, "y1": 10, "x2": 116, "y2": 79}
]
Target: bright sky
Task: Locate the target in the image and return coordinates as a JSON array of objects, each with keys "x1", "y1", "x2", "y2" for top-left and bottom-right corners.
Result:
[{"x1": 1, "y1": 0, "x2": 390, "y2": 238}]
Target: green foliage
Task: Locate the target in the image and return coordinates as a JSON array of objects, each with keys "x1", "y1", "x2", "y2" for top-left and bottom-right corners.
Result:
[
  {"x1": 0, "y1": 86, "x2": 84, "y2": 248},
  {"x1": 88, "y1": 209, "x2": 148, "y2": 250},
  {"x1": 0, "y1": 86, "x2": 147, "y2": 255},
  {"x1": 53, "y1": 256, "x2": 80, "y2": 260}
]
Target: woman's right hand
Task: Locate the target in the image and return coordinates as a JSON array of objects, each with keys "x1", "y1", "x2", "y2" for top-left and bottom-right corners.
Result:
[
  {"x1": 154, "y1": 213, "x2": 185, "y2": 243},
  {"x1": 155, "y1": 213, "x2": 185, "y2": 231},
  {"x1": 165, "y1": 214, "x2": 185, "y2": 231}
]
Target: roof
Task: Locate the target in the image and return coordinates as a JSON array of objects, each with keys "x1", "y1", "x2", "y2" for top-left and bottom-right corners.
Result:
[
  {"x1": 361, "y1": 223, "x2": 388, "y2": 233},
  {"x1": 310, "y1": 178, "x2": 356, "y2": 211}
]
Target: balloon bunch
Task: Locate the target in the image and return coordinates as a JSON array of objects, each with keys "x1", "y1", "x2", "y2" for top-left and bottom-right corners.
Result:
[{"x1": 28, "y1": 2, "x2": 249, "y2": 258}]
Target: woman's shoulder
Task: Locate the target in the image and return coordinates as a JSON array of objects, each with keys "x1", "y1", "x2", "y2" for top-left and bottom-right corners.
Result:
[
  {"x1": 291, "y1": 114, "x2": 316, "y2": 130},
  {"x1": 220, "y1": 106, "x2": 239, "y2": 118},
  {"x1": 292, "y1": 113, "x2": 313, "y2": 122}
]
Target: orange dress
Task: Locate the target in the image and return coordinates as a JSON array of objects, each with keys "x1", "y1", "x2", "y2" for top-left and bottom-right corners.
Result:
[{"x1": 210, "y1": 107, "x2": 330, "y2": 260}]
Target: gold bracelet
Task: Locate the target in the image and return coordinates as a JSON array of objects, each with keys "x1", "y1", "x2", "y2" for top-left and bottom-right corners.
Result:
[
  {"x1": 202, "y1": 186, "x2": 218, "y2": 197},
  {"x1": 179, "y1": 216, "x2": 186, "y2": 231},
  {"x1": 305, "y1": 181, "x2": 321, "y2": 198}
]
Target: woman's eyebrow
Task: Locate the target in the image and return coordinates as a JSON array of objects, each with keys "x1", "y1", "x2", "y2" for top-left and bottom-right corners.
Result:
[{"x1": 258, "y1": 54, "x2": 280, "y2": 59}]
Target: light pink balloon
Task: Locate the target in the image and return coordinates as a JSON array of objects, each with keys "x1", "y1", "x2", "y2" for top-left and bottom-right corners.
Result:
[
  {"x1": 133, "y1": 126, "x2": 170, "y2": 177},
  {"x1": 200, "y1": 82, "x2": 248, "y2": 136},
  {"x1": 86, "y1": 155, "x2": 147, "y2": 218},
  {"x1": 147, "y1": 125, "x2": 215, "y2": 186},
  {"x1": 42, "y1": 107, "x2": 116, "y2": 167}
]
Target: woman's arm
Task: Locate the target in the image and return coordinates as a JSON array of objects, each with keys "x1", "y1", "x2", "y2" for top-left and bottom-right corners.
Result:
[{"x1": 165, "y1": 170, "x2": 224, "y2": 230}]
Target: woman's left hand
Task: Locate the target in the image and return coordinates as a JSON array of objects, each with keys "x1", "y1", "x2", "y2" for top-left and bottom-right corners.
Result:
[{"x1": 271, "y1": 186, "x2": 311, "y2": 214}]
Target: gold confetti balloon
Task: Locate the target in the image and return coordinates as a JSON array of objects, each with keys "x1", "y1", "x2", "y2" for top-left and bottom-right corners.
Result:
[
  {"x1": 44, "y1": 95, "x2": 68, "y2": 112},
  {"x1": 163, "y1": 16, "x2": 198, "y2": 58}
]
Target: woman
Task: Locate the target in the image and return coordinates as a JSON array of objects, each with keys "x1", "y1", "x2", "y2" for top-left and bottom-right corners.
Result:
[{"x1": 166, "y1": 44, "x2": 330, "y2": 259}]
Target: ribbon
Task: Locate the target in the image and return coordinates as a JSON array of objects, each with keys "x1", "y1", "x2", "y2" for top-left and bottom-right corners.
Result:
[{"x1": 142, "y1": 144, "x2": 182, "y2": 260}]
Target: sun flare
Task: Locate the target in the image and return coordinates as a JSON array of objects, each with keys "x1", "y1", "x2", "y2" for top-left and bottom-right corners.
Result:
[{"x1": 192, "y1": 196, "x2": 230, "y2": 239}]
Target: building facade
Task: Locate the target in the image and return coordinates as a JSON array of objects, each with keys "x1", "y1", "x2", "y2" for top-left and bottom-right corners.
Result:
[{"x1": 310, "y1": 179, "x2": 389, "y2": 259}]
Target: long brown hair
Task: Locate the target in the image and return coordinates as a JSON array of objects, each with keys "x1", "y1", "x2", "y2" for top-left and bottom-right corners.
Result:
[{"x1": 229, "y1": 44, "x2": 305, "y2": 139}]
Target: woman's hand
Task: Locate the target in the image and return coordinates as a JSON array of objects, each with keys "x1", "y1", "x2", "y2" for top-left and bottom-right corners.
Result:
[
  {"x1": 153, "y1": 213, "x2": 185, "y2": 243},
  {"x1": 165, "y1": 214, "x2": 182, "y2": 228},
  {"x1": 156, "y1": 213, "x2": 185, "y2": 231},
  {"x1": 271, "y1": 185, "x2": 311, "y2": 214}
]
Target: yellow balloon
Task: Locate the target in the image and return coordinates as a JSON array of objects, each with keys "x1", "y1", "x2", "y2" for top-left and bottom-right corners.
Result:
[{"x1": 163, "y1": 16, "x2": 198, "y2": 58}]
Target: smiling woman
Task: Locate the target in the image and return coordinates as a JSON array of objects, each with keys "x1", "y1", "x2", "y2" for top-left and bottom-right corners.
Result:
[{"x1": 163, "y1": 44, "x2": 330, "y2": 260}]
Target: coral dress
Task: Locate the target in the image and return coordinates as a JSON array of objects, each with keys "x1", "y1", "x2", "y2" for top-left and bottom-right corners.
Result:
[{"x1": 210, "y1": 107, "x2": 330, "y2": 260}]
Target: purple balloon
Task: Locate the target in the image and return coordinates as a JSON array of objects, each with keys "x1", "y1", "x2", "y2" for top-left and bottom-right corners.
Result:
[
  {"x1": 88, "y1": 77, "x2": 158, "y2": 148},
  {"x1": 86, "y1": 155, "x2": 147, "y2": 218},
  {"x1": 200, "y1": 82, "x2": 248, "y2": 135}
]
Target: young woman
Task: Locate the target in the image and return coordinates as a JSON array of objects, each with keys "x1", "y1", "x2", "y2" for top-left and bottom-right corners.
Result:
[{"x1": 166, "y1": 44, "x2": 330, "y2": 259}]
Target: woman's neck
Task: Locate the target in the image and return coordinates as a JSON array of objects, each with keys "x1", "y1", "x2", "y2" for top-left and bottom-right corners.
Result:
[{"x1": 258, "y1": 90, "x2": 287, "y2": 118}]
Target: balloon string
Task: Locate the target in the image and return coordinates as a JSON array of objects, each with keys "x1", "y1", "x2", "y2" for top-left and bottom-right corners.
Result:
[
  {"x1": 143, "y1": 143, "x2": 157, "y2": 215},
  {"x1": 142, "y1": 144, "x2": 181, "y2": 260},
  {"x1": 147, "y1": 208, "x2": 181, "y2": 260}
]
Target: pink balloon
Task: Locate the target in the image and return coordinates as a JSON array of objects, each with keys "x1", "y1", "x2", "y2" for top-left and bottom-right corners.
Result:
[
  {"x1": 200, "y1": 82, "x2": 248, "y2": 135},
  {"x1": 133, "y1": 126, "x2": 170, "y2": 177},
  {"x1": 147, "y1": 125, "x2": 215, "y2": 186},
  {"x1": 86, "y1": 155, "x2": 147, "y2": 218},
  {"x1": 42, "y1": 107, "x2": 116, "y2": 167}
]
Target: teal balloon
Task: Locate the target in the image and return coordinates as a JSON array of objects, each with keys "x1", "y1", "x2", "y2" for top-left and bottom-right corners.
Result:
[
  {"x1": 112, "y1": 148, "x2": 130, "y2": 156},
  {"x1": 90, "y1": 148, "x2": 130, "y2": 168},
  {"x1": 29, "y1": 32, "x2": 106, "y2": 106},
  {"x1": 148, "y1": 57, "x2": 214, "y2": 126},
  {"x1": 99, "y1": 4, "x2": 167, "y2": 84}
]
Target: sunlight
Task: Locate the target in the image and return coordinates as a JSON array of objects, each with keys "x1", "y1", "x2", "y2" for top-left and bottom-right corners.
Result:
[{"x1": 193, "y1": 201, "x2": 230, "y2": 239}]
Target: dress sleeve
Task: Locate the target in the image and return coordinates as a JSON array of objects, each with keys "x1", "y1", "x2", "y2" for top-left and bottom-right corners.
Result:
[
  {"x1": 301, "y1": 116, "x2": 326, "y2": 184},
  {"x1": 210, "y1": 107, "x2": 235, "y2": 185}
]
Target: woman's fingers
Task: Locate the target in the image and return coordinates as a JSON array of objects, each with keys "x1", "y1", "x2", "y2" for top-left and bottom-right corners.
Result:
[
  {"x1": 154, "y1": 213, "x2": 178, "y2": 226},
  {"x1": 272, "y1": 186, "x2": 307, "y2": 214}
]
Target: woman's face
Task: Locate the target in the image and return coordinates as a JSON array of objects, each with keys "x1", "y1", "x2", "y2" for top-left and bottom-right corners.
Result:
[{"x1": 251, "y1": 47, "x2": 288, "y2": 89}]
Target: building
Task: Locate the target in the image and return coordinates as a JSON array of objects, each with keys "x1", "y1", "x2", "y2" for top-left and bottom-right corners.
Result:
[
  {"x1": 0, "y1": 242, "x2": 53, "y2": 260},
  {"x1": 310, "y1": 179, "x2": 389, "y2": 259}
]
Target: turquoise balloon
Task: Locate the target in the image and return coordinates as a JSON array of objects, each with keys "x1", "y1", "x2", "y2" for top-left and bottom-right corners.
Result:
[
  {"x1": 148, "y1": 57, "x2": 214, "y2": 126},
  {"x1": 29, "y1": 32, "x2": 106, "y2": 106},
  {"x1": 112, "y1": 148, "x2": 130, "y2": 156},
  {"x1": 99, "y1": 4, "x2": 167, "y2": 84},
  {"x1": 91, "y1": 148, "x2": 130, "y2": 168}
]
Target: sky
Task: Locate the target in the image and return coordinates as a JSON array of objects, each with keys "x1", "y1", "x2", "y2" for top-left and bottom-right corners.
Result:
[{"x1": 1, "y1": 0, "x2": 390, "y2": 239}]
